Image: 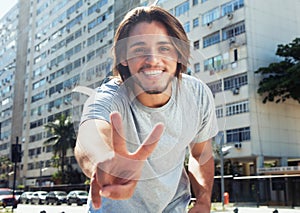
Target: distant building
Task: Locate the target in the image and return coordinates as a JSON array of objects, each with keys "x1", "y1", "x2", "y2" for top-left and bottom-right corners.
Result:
[{"x1": 0, "y1": 3, "x2": 20, "y2": 188}]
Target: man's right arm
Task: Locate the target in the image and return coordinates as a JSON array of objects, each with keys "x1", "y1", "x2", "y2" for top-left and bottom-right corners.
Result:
[{"x1": 74, "y1": 119, "x2": 113, "y2": 178}]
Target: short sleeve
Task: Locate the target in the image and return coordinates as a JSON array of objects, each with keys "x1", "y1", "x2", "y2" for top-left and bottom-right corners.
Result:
[
  {"x1": 192, "y1": 83, "x2": 218, "y2": 143},
  {"x1": 80, "y1": 80, "x2": 121, "y2": 125}
]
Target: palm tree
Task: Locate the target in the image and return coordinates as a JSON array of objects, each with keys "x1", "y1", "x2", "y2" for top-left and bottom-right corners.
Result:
[
  {"x1": 0, "y1": 156, "x2": 13, "y2": 187},
  {"x1": 44, "y1": 114, "x2": 76, "y2": 184}
]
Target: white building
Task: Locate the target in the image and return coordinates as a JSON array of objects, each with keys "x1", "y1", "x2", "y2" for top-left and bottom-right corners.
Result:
[
  {"x1": 157, "y1": 0, "x2": 300, "y2": 176},
  {"x1": 0, "y1": 3, "x2": 20, "y2": 187}
]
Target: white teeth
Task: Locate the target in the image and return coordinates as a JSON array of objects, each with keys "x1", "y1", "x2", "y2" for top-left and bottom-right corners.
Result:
[{"x1": 143, "y1": 70, "x2": 163, "y2": 76}]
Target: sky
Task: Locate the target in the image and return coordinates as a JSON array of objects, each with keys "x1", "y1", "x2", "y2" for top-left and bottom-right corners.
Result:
[{"x1": 0, "y1": 0, "x2": 18, "y2": 20}]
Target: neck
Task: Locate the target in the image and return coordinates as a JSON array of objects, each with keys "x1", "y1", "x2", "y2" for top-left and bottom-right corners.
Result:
[{"x1": 134, "y1": 84, "x2": 172, "y2": 108}]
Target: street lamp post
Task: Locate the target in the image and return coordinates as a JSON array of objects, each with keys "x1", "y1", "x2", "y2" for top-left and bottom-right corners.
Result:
[
  {"x1": 220, "y1": 144, "x2": 232, "y2": 210},
  {"x1": 39, "y1": 162, "x2": 48, "y2": 190}
]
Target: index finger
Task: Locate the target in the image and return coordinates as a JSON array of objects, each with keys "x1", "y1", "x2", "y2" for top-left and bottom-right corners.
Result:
[{"x1": 132, "y1": 123, "x2": 164, "y2": 160}]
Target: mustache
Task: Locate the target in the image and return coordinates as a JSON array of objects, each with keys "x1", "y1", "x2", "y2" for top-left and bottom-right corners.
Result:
[{"x1": 138, "y1": 65, "x2": 165, "y2": 72}]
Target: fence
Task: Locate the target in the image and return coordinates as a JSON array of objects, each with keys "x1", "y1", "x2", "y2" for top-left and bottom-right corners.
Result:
[{"x1": 212, "y1": 175, "x2": 300, "y2": 207}]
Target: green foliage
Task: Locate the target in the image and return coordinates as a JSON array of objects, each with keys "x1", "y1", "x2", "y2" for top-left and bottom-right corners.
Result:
[
  {"x1": 44, "y1": 114, "x2": 76, "y2": 184},
  {"x1": 255, "y1": 38, "x2": 300, "y2": 104}
]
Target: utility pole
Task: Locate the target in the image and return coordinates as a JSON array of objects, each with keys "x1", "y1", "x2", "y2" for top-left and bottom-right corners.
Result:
[{"x1": 220, "y1": 140, "x2": 225, "y2": 210}]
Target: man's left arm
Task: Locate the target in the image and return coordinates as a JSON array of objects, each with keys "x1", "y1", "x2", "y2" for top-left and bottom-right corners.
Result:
[{"x1": 188, "y1": 139, "x2": 214, "y2": 213}]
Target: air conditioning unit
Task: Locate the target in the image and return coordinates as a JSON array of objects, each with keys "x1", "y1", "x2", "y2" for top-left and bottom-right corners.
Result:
[
  {"x1": 227, "y1": 13, "x2": 233, "y2": 20},
  {"x1": 206, "y1": 22, "x2": 212, "y2": 28},
  {"x1": 232, "y1": 87, "x2": 240, "y2": 95},
  {"x1": 229, "y1": 37, "x2": 236, "y2": 44},
  {"x1": 234, "y1": 142, "x2": 242, "y2": 149}
]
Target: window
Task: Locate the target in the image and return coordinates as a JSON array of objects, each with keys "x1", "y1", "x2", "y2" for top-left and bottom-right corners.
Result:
[
  {"x1": 202, "y1": 7, "x2": 220, "y2": 25},
  {"x1": 221, "y1": 0, "x2": 244, "y2": 16},
  {"x1": 234, "y1": 49, "x2": 238, "y2": 61},
  {"x1": 207, "y1": 80, "x2": 222, "y2": 95},
  {"x1": 226, "y1": 100, "x2": 249, "y2": 116},
  {"x1": 175, "y1": 1, "x2": 189, "y2": 16},
  {"x1": 204, "y1": 55, "x2": 222, "y2": 71},
  {"x1": 224, "y1": 73, "x2": 247, "y2": 91},
  {"x1": 32, "y1": 78, "x2": 46, "y2": 90},
  {"x1": 194, "y1": 63, "x2": 200, "y2": 73},
  {"x1": 203, "y1": 32, "x2": 220, "y2": 48},
  {"x1": 183, "y1": 21, "x2": 190, "y2": 33},
  {"x1": 215, "y1": 106, "x2": 223, "y2": 118},
  {"x1": 193, "y1": 40, "x2": 200, "y2": 49},
  {"x1": 222, "y1": 21, "x2": 245, "y2": 40},
  {"x1": 226, "y1": 127, "x2": 250, "y2": 143},
  {"x1": 193, "y1": 0, "x2": 198, "y2": 6},
  {"x1": 193, "y1": 18, "x2": 199, "y2": 28}
]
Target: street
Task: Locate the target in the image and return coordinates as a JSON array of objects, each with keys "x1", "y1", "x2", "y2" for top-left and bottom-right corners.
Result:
[
  {"x1": 211, "y1": 205, "x2": 300, "y2": 213},
  {"x1": 2, "y1": 203, "x2": 300, "y2": 213},
  {"x1": 2, "y1": 204, "x2": 87, "y2": 213}
]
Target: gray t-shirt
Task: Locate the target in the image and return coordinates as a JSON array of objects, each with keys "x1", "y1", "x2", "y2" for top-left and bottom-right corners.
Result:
[{"x1": 81, "y1": 74, "x2": 218, "y2": 213}]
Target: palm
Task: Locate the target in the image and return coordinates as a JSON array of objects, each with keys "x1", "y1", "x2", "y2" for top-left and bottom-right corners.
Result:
[
  {"x1": 44, "y1": 114, "x2": 76, "y2": 183},
  {"x1": 91, "y1": 112, "x2": 164, "y2": 209}
]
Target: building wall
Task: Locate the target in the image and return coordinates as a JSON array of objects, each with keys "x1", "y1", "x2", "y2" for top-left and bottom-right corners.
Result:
[
  {"x1": 245, "y1": 0, "x2": 300, "y2": 159},
  {"x1": 0, "y1": 4, "x2": 19, "y2": 159}
]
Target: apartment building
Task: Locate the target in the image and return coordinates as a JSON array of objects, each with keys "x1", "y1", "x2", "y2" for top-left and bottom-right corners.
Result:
[
  {"x1": 157, "y1": 0, "x2": 300, "y2": 176},
  {"x1": 0, "y1": 3, "x2": 20, "y2": 187}
]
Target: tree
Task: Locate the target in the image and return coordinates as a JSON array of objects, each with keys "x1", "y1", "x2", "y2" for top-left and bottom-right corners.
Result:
[
  {"x1": 44, "y1": 114, "x2": 76, "y2": 184},
  {"x1": 0, "y1": 156, "x2": 13, "y2": 187},
  {"x1": 255, "y1": 38, "x2": 300, "y2": 104}
]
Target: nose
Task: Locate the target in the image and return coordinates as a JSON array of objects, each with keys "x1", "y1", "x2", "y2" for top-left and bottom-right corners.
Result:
[{"x1": 145, "y1": 52, "x2": 160, "y2": 64}]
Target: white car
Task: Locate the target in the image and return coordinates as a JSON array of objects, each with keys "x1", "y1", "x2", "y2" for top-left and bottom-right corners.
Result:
[
  {"x1": 67, "y1": 190, "x2": 88, "y2": 206},
  {"x1": 19, "y1": 191, "x2": 33, "y2": 204},
  {"x1": 30, "y1": 191, "x2": 48, "y2": 205}
]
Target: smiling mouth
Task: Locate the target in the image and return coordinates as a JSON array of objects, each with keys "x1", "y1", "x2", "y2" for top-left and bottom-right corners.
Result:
[{"x1": 142, "y1": 70, "x2": 163, "y2": 76}]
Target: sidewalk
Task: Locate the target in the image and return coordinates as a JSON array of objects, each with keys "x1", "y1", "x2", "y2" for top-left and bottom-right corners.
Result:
[{"x1": 210, "y1": 203, "x2": 300, "y2": 213}]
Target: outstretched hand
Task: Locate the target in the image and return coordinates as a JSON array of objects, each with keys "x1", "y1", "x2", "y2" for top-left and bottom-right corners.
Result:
[{"x1": 90, "y1": 112, "x2": 164, "y2": 209}]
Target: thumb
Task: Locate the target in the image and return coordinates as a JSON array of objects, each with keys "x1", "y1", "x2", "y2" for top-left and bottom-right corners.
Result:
[{"x1": 90, "y1": 172, "x2": 102, "y2": 209}]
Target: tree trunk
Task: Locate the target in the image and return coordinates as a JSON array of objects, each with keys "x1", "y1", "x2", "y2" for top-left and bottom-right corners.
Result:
[{"x1": 61, "y1": 154, "x2": 65, "y2": 184}]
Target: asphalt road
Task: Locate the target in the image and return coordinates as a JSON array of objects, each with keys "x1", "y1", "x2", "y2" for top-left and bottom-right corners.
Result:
[
  {"x1": 2, "y1": 204, "x2": 87, "y2": 213},
  {"x1": 2, "y1": 204, "x2": 300, "y2": 213}
]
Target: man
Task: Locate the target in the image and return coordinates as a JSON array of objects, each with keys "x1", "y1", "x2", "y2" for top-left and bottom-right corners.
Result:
[{"x1": 75, "y1": 5, "x2": 218, "y2": 213}]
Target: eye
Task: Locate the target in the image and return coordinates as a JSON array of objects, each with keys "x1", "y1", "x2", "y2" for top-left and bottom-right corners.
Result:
[
  {"x1": 159, "y1": 46, "x2": 170, "y2": 53},
  {"x1": 133, "y1": 47, "x2": 147, "y2": 55}
]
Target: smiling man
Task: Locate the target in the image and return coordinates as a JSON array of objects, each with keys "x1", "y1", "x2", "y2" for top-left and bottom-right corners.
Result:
[{"x1": 75, "y1": 6, "x2": 218, "y2": 213}]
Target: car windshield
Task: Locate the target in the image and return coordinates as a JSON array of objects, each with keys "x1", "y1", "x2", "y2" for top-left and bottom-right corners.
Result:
[
  {"x1": 41, "y1": 193, "x2": 47, "y2": 196},
  {"x1": 58, "y1": 192, "x2": 67, "y2": 196},
  {"x1": 78, "y1": 192, "x2": 88, "y2": 196},
  {"x1": 0, "y1": 190, "x2": 12, "y2": 195}
]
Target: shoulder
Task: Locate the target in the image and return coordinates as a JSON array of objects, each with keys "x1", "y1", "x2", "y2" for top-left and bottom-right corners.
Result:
[
  {"x1": 180, "y1": 74, "x2": 211, "y2": 96},
  {"x1": 95, "y1": 78, "x2": 122, "y2": 95}
]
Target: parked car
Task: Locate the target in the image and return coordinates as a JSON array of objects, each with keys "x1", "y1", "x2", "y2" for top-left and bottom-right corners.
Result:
[
  {"x1": 30, "y1": 191, "x2": 47, "y2": 205},
  {"x1": 67, "y1": 190, "x2": 88, "y2": 206},
  {"x1": 45, "y1": 191, "x2": 67, "y2": 205},
  {"x1": 14, "y1": 190, "x2": 24, "y2": 202},
  {"x1": 0, "y1": 188, "x2": 18, "y2": 209},
  {"x1": 19, "y1": 191, "x2": 33, "y2": 204}
]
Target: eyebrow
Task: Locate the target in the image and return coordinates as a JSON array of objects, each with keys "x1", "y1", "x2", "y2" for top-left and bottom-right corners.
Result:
[{"x1": 129, "y1": 41, "x2": 173, "y2": 48}]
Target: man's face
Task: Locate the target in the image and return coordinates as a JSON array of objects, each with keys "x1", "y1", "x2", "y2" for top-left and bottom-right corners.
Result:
[{"x1": 121, "y1": 21, "x2": 179, "y2": 95}]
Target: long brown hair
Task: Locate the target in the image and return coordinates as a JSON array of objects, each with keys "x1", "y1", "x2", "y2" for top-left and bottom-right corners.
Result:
[{"x1": 113, "y1": 6, "x2": 190, "y2": 81}]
